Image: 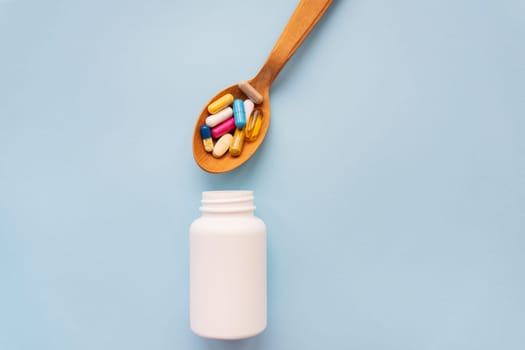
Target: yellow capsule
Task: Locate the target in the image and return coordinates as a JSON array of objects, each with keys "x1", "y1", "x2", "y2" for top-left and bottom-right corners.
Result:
[
  {"x1": 245, "y1": 109, "x2": 263, "y2": 141},
  {"x1": 207, "y1": 93, "x2": 234, "y2": 114},
  {"x1": 229, "y1": 128, "x2": 245, "y2": 157}
]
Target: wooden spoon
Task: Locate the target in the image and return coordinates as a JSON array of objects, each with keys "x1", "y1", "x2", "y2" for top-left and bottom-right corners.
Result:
[{"x1": 192, "y1": 0, "x2": 333, "y2": 173}]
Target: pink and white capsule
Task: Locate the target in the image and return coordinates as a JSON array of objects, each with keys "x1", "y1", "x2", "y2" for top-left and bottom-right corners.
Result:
[{"x1": 211, "y1": 117, "x2": 236, "y2": 139}]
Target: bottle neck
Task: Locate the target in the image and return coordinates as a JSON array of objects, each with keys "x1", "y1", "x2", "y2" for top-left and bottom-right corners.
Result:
[{"x1": 200, "y1": 191, "x2": 255, "y2": 216}]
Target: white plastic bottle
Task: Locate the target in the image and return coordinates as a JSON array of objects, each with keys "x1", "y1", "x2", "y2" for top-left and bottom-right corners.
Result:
[{"x1": 190, "y1": 191, "x2": 267, "y2": 339}]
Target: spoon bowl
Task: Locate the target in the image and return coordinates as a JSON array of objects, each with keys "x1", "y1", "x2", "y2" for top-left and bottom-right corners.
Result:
[
  {"x1": 192, "y1": 0, "x2": 333, "y2": 173},
  {"x1": 192, "y1": 80, "x2": 270, "y2": 173}
]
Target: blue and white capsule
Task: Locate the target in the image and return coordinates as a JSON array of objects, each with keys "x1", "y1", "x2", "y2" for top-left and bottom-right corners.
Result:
[
  {"x1": 232, "y1": 99, "x2": 246, "y2": 129},
  {"x1": 200, "y1": 125, "x2": 214, "y2": 152}
]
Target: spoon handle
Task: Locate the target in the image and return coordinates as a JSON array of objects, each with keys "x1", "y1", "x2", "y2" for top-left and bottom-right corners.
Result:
[{"x1": 252, "y1": 0, "x2": 333, "y2": 88}]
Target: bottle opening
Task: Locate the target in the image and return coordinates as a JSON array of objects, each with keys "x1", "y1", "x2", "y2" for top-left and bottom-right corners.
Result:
[{"x1": 200, "y1": 191, "x2": 255, "y2": 213}]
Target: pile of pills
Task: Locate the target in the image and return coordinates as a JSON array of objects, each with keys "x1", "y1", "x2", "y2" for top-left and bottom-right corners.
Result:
[{"x1": 200, "y1": 81, "x2": 264, "y2": 158}]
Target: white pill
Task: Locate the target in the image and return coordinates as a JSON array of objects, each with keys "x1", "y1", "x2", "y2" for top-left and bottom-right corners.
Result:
[
  {"x1": 212, "y1": 133, "x2": 233, "y2": 158},
  {"x1": 206, "y1": 107, "x2": 233, "y2": 128},
  {"x1": 244, "y1": 99, "x2": 254, "y2": 120}
]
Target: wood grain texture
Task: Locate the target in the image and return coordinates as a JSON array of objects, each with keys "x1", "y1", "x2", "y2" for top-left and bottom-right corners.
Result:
[{"x1": 193, "y1": 0, "x2": 333, "y2": 173}]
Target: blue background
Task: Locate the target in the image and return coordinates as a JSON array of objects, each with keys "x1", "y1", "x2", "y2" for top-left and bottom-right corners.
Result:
[{"x1": 1, "y1": 0, "x2": 524, "y2": 349}]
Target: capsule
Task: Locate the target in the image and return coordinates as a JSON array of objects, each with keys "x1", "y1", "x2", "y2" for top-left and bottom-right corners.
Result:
[
  {"x1": 200, "y1": 125, "x2": 213, "y2": 152},
  {"x1": 244, "y1": 99, "x2": 254, "y2": 121},
  {"x1": 206, "y1": 107, "x2": 233, "y2": 128},
  {"x1": 232, "y1": 99, "x2": 246, "y2": 129},
  {"x1": 213, "y1": 133, "x2": 233, "y2": 158},
  {"x1": 238, "y1": 80, "x2": 263, "y2": 104},
  {"x1": 229, "y1": 128, "x2": 245, "y2": 157},
  {"x1": 245, "y1": 109, "x2": 263, "y2": 141},
  {"x1": 211, "y1": 117, "x2": 236, "y2": 139},
  {"x1": 208, "y1": 93, "x2": 234, "y2": 114}
]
